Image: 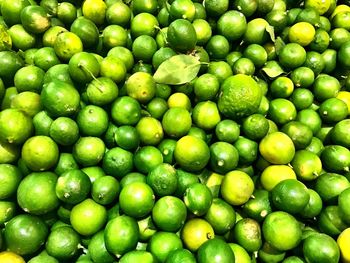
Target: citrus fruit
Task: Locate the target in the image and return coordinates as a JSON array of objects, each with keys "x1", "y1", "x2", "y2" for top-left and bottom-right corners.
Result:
[
  {"x1": 102, "y1": 147, "x2": 134, "y2": 178},
  {"x1": 167, "y1": 19, "x2": 197, "y2": 52},
  {"x1": 0, "y1": 252, "x2": 25, "y2": 263},
  {"x1": 218, "y1": 74, "x2": 262, "y2": 120},
  {"x1": 262, "y1": 211, "x2": 302, "y2": 251},
  {"x1": 162, "y1": 107, "x2": 192, "y2": 138},
  {"x1": 197, "y1": 238, "x2": 235, "y2": 263},
  {"x1": 119, "y1": 181, "x2": 155, "y2": 218},
  {"x1": 147, "y1": 231, "x2": 183, "y2": 262},
  {"x1": 181, "y1": 218, "x2": 214, "y2": 252},
  {"x1": 174, "y1": 135, "x2": 210, "y2": 172},
  {"x1": 88, "y1": 231, "x2": 115, "y2": 263},
  {"x1": 152, "y1": 196, "x2": 187, "y2": 232},
  {"x1": 17, "y1": 171, "x2": 59, "y2": 215},
  {"x1": 70, "y1": 198, "x2": 107, "y2": 236},
  {"x1": 303, "y1": 233, "x2": 340, "y2": 263},
  {"x1": 133, "y1": 146, "x2": 163, "y2": 174},
  {"x1": 73, "y1": 136, "x2": 106, "y2": 167},
  {"x1": 105, "y1": 215, "x2": 139, "y2": 257},
  {"x1": 259, "y1": 132, "x2": 295, "y2": 164}
]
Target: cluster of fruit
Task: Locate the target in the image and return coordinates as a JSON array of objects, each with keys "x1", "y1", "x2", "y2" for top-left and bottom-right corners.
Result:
[{"x1": 1, "y1": 0, "x2": 350, "y2": 262}]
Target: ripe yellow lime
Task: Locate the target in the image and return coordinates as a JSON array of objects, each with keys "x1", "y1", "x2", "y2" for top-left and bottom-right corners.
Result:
[
  {"x1": 289, "y1": 22, "x2": 316, "y2": 46},
  {"x1": 338, "y1": 228, "x2": 350, "y2": 263}
]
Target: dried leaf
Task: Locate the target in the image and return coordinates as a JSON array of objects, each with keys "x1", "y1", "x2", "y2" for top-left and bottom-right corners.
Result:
[{"x1": 153, "y1": 54, "x2": 201, "y2": 85}]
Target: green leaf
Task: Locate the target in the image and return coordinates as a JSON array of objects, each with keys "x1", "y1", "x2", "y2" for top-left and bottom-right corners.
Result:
[
  {"x1": 275, "y1": 37, "x2": 285, "y2": 56},
  {"x1": 261, "y1": 61, "x2": 285, "y2": 78},
  {"x1": 265, "y1": 25, "x2": 275, "y2": 42},
  {"x1": 153, "y1": 54, "x2": 201, "y2": 85}
]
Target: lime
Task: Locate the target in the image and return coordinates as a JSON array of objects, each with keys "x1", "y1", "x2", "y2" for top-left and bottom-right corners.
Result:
[
  {"x1": 181, "y1": 218, "x2": 214, "y2": 252},
  {"x1": 134, "y1": 146, "x2": 163, "y2": 174},
  {"x1": 102, "y1": 25, "x2": 128, "y2": 50},
  {"x1": 315, "y1": 172, "x2": 350, "y2": 203},
  {"x1": 174, "y1": 168, "x2": 199, "y2": 197},
  {"x1": 27, "y1": 250, "x2": 58, "y2": 263},
  {"x1": 41, "y1": 80, "x2": 80, "y2": 118},
  {"x1": 152, "y1": 196, "x2": 187, "y2": 232},
  {"x1": 215, "y1": 119, "x2": 240, "y2": 143},
  {"x1": 0, "y1": 140, "x2": 20, "y2": 164},
  {"x1": 105, "y1": 215, "x2": 139, "y2": 257},
  {"x1": 131, "y1": 12, "x2": 159, "y2": 37},
  {"x1": 54, "y1": 153, "x2": 79, "y2": 176},
  {"x1": 234, "y1": 136, "x2": 259, "y2": 165},
  {"x1": 262, "y1": 211, "x2": 302, "y2": 251},
  {"x1": 296, "y1": 109, "x2": 322, "y2": 135},
  {"x1": 169, "y1": 0, "x2": 195, "y2": 21},
  {"x1": 162, "y1": 107, "x2": 192, "y2": 138},
  {"x1": 54, "y1": 32, "x2": 83, "y2": 61},
  {"x1": 231, "y1": 218, "x2": 262, "y2": 252},
  {"x1": 192, "y1": 101, "x2": 221, "y2": 130},
  {"x1": 229, "y1": 243, "x2": 251, "y2": 263},
  {"x1": 193, "y1": 19, "x2": 212, "y2": 45},
  {"x1": 0, "y1": 51, "x2": 24, "y2": 85},
  {"x1": 242, "y1": 189, "x2": 272, "y2": 222},
  {"x1": 114, "y1": 125, "x2": 140, "y2": 151},
  {"x1": 111, "y1": 96, "x2": 141, "y2": 126},
  {"x1": 56, "y1": 169, "x2": 91, "y2": 205},
  {"x1": 91, "y1": 175, "x2": 119, "y2": 205},
  {"x1": 56, "y1": 2, "x2": 77, "y2": 25},
  {"x1": 119, "y1": 181, "x2": 155, "y2": 218},
  {"x1": 258, "y1": 242, "x2": 286, "y2": 262},
  {"x1": 208, "y1": 61, "x2": 233, "y2": 84},
  {"x1": 209, "y1": 141, "x2": 239, "y2": 174},
  {"x1": 174, "y1": 135, "x2": 210, "y2": 172},
  {"x1": 72, "y1": 136, "x2": 105, "y2": 167},
  {"x1": 77, "y1": 105, "x2": 109, "y2": 137},
  {"x1": 0, "y1": 164, "x2": 22, "y2": 199},
  {"x1": 194, "y1": 73, "x2": 219, "y2": 101},
  {"x1": 271, "y1": 179, "x2": 310, "y2": 214},
  {"x1": 243, "y1": 18, "x2": 269, "y2": 44},
  {"x1": 206, "y1": 35, "x2": 231, "y2": 60},
  {"x1": 45, "y1": 226, "x2": 80, "y2": 260},
  {"x1": 303, "y1": 233, "x2": 339, "y2": 263},
  {"x1": 1, "y1": 0, "x2": 30, "y2": 26},
  {"x1": 221, "y1": 170, "x2": 254, "y2": 206},
  {"x1": 17, "y1": 171, "x2": 59, "y2": 215},
  {"x1": 318, "y1": 205, "x2": 348, "y2": 236},
  {"x1": 260, "y1": 164, "x2": 297, "y2": 191},
  {"x1": 120, "y1": 250, "x2": 155, "y2": 263},
  {"x1": 20, "y1": 5, "x2": 50, "y2": 34},
  {"x1": 184, "y1": 182, "x2": 212, "y2": 216},
  {"x1": 281, "y1": 121, "x2": 313, "y2": 150},
  {"x1": 4, "y1": 214, "x2": 48, "y2": 256},
  {"x1": 290, "y1": 88, "x2": 314, "y2": 110},
  {"x1": 152, "y1": 47, "x2": 176, "y2": 70},
  {"x1": 218, "y1": 74, "x2": 262, "y2": 120},
  {"x1": 197, "y1": 238, "x2": 235, "y2": 263},
  {"x1": 102, "y1": 147, "x2": 134, "y2": 178},
  {"x1": 0, "y1": 108, "x2": 33, "y2": 145},
  {"x1": 126, "y1": 72, "x2": 156, "y2": 104},
  {"x1": 70, "y1": 198, "x2": 107, "y2": 236},
  {"x1": 136, "y1": 116, "x2": 164, "y2": 145},
  {"x1": 14, "y1": 65, "x2": 45, "y2": 93},
  {"x1": 165, "y1": 249, "x2": 196, "y2": 263},
  {"x1": 21, "y1": 135, "x2": 59, "y2": 171},
  {"x1": 167, "y1": 19, "x2": 197, "y2": 52},
  {"x1": 291, "y1": 150, "x2": 322, "y2": 181},
  {"x1": 147, "y1": 163, "x2": 177, "y2": 196},
  {"x1": 319, "y1": 98, "x2": 348, "y2": 123},
  {"x1": 167, "y1": 92, "x2": 192, "y2": 110},
  {"x1": 279, "y1": 43, "x2": 306, "y2": 69},
  {"x1": 8, "y1": 24, "x2": 36, "y2": 51},
  {"x1": 259, "y1": 132, "x2": 295, "y2": 165},
  {"x1": 106, "y1": 1, "x2": 131, "y2": 26},
  {"x1": 289, "y1": 22, "x2": 315, "y2": 46},
  {"x1": 321, "y1": 145, "x2": 350, "y2": 173},
  {"x1": 147, "y1": 231, "x2": 183, "y2": 262}
]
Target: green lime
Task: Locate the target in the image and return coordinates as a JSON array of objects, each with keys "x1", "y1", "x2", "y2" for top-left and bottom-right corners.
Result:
[
  {"x1": 88, "y1": 231, "x2": 115, "y2": 263},
  {"x1": 268, "y1": 98, "x2": 297, "y2": 125},
  {"x1": 54, "y1": 153, "x2": 79, "y2": 175},
  {"x1": 281, "y1": 121, "x2": 313, "y2": 150},
  {"x1": 4, "y1": 214, "x2": 48, "y2": 256},
  {"x1": 134, "y1": 146, "x2": 163, "y2": 174},
  {"x1": 157, "y1": 138, "x2": 176, "y2": 164},
  {"x1": 174, "y1": 169, "x2": 199, "y2": 197},
  {"x1": 215, "y1": 119, "x2": 240, "y2": 143},
  {"x1": 120, "y1": 250, "x2": 155, "y2": 263},
  {"x1": 165, "y1": 249, "x2": 196, "y2": 263},
  {"x1": 147, "y1": 163, "x2": 177, "y2": 196},
  {"x1": 209, "y1": 141, "x2": 239, "y2": 174},
  {"x1": 0, "y1": 51, "x2": 24, "y2": 85},
  {"x1": 57, "y1": 2, "x2": 77, "y2": 25},
  {"x1": 242, "y1": 189, "x2": 272, "y2": 222},
  {"x1": 0, "y1": 140, "x2": 20, "y2": 164},
  {"x1": 41, "y1": 80, "x2": 80, "y2": 118},
  {"x1": 231, "y1": 218, "x2": 262, "y2": 252},
  {"x1": 43, "y1": 64, "x2": 73, "y2": 85},
  {"x1": 54, "y1": 32, "x2": 83, "y2": 61},
  {"x1": 72, "y1": 137, "x2": 105, "y2": 167},
  {"x1": 77, "y1": 105, "x2": 109, "y2": 136},
  {"x1": 184, "y1": 182, "x2": 212, "y2": 216},
  {"x1": 174, "y1": 135, "x2": 210, "y2": 172},
  {"x1": 0, "y1": 108, "x2": 33, "y2": 145},
  {"x1": 169, "y1": 0, "x2": 196, "y2": 21},
  {"x1": 303, "y1": 233, "x2": 340, "y2": 263},
  {"x1": 105, "y1": 215, "x2": 139, "y2": 257},
  {"x1": 192, "y1": 19, "x2": 212, "y2": 45},
  {"x1": 126, "y1": 72, "x2": 156, "y2": 104},
  {"x1": 49, "y1": 117, "x2": 79, "y2": 146},
  {"x1": 1, "y1": 0, "x2": 30, "y2": 26},
  {"x1": 318, "y1": 205, "x2": 348, "y2": 236},
  {"x1": 130, "y1": 13, "x2": 159, "y2": 38},
  {"x1": 8, "y1": 24, "x2": 36, "y2": 51},
  {"x1": 106, "y1": 1, "x2": 131, "y2": 27},
  {"x1": 10, "y1": 91, "x2": 42, "y2": 117},
  {"x1": 204, "y1": 198, "x2": 235, "y2": 235},
  {"x1": 136, "y1": 116, "x2": 164, "y2": 145},
  {"x1": 315, "y1": 172, "x2": 350, "y2": 203},
  {"x1": 70, "y1": 198, "x2": 107, "y2": 236},
  {"x1": 221, "y1": 170, "x2": 254, "y2": 206},
  {"x1": 167, "y1": 18, "x2": 197, "y2": 52},
  {"x1": 193, "y1": 101, "x2": 221, "y2": 130},
  {"x1": 162, "y1": 107, "x2": 192, "y2": 138},
  {"x1": 313, "y1": 74, "x2": 340, "y2": 102},
  {"x1": 234, "y1": 136, "x2": 259, "y2": 165},
  {"x1": 232, "y1": 57, "x2": 256, "y2": 75},
  {"x1": 56, "y1": 169, "x2": 91, "y2": 205},
  {"x1": 279, "y1": 43, "x2": 306, "y2": 69},
  {"x1": 45, "y1": 226, "x2": 80, "y2": 260},
  {"x1": 243, "y1": 18, "x2": 269, "y2": 44},
  {"x1": 152, "y1": 196, "x2": 187, "y2": 232},
  {"x1": 197, "y1": 238, "x2": 235, "y2": 263},
  {"x1": 218, "y1": 74, "x2": 262, "y2": 120},
  {"x1": 147, "y1": 231, "x2": 183, "y2": 262},
  {"x1": 271, "y1": 179, "x2": 310, "y2": 214},
  {"x1": 260, "y1": 164, "x2": 297, "y2": 191},
  {"x1": 259, "y1": 132, "x2": 295, "y2": 164},
  {"x1": 206, "y1": 35, "x2": 231, "y2": 60},
  {"x1": 290, "y1": 66, "x2": 315, "y2": 88},
  {"x1": 290, "y1": 88, "x2": 314, "y2": 110},
  {"x1": 229, "y1": 243, "x2": 251, "y2": 263},
  {"x1": 119, "y1": 181, "x2": 155, "y2": 218},
  {"x1": 91, "y1": 175, "x2": 120, "y2": 205},
  {"x1": 102, "y1": 147, "x2": 134, "y2": 178},
  {"x1": 20, "y1": 5, "x2": 50, "y2": 34},
  {"x1": 243, "y1": 43, "x2": 268, "y2": 68},
  {"x1": 21, "y1": 135, "x2": 59, "y2": 171},
  {"x1": 17, "y1": 171, "x2": 59, "y2": 215},
  {"x1": 319, "y1": 98, "x2": 348, "y2": 123},
  {"x1": 193, "y1": 73, "x2": 219, "y2": 101},
  {"x1": 0, "y1": 164, "x2": 22, "y2": 199},
  {"x1": 14, "y1": 65, "x2": 45, "y2": 93},
  {"x1": 262, "y1": 211, "x2": 302, "y2": 251},
  {"x1": 320, "y1": 145, "x2": 350, "y2": 173}
]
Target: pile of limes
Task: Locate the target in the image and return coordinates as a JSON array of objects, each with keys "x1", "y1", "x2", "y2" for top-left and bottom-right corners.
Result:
[{"x1": 1, "y1": 0, "x2": 350, "y2": 262}]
